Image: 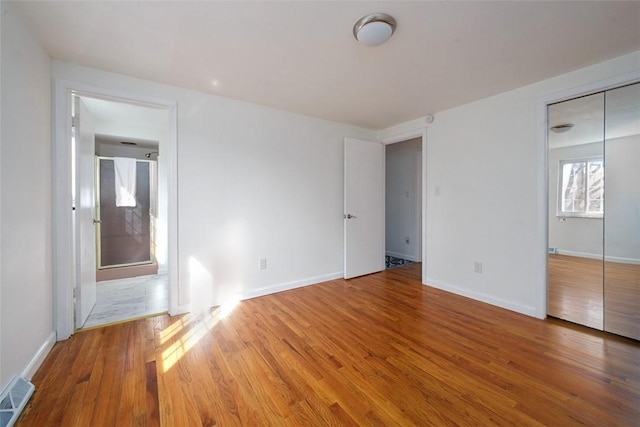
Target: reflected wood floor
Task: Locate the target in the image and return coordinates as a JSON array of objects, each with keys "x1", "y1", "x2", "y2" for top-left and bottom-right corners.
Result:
[
  {"x1": 548, "y1": 254, "x2": 604, "y2": 330},
  {"x1": 549, "y1": 254, "x2": 640, "y2": 340},
  {"x1": 18, "y1": 264, "x2": 640, "y2": 426}
]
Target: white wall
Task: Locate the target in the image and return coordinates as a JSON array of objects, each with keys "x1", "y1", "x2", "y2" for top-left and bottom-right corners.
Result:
[
  {"x1": 548, "y1": 142, "x2": 604, "y2": 257},
  {"x1": 0, "y1": 3, "x2": 54, "y2": 391},
  {"x1": 51, "y1": 61, "x2": 376, "y2": 312},
  {"x1": 604, "y1": 134, "x2": 640, "y2": 262},
  {"x1": 404, "y1": 51, "x2": 640, "y2": 318},
  {"x1": 385, "y1": 138, "x2": 421, "y2": 261}
]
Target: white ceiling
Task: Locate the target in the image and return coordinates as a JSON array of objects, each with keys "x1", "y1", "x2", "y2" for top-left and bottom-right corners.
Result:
[{"x1": 15, "y1": 1, "x2": 640, "y2": 130}]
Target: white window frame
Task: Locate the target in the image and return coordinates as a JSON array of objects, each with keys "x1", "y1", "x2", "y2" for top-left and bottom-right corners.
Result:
[{"x1": 557, "y1": 156, "x2": 604, "y2": 218}]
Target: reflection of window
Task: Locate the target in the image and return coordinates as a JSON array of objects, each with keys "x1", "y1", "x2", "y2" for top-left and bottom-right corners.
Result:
[{"x1": 558, "y1": 157, "x2": 603, "y2": 217}]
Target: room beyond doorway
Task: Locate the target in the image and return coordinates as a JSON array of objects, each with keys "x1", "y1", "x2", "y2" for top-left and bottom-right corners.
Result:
[
  {"x1": 81, "y1": 273, "x2": 168, "y2": 330},
  {"x1": 385, "y1": 137, "x2": 422, "y2": 272},
  {"x1": 72, "y1": 93, "x2": 170, "y2": 330},
  {"x1": 53, "y1": 78, "x2": 178, "y2": 340}
]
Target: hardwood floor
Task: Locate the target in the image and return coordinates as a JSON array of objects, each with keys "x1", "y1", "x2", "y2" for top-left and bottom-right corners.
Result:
[
  {"x1": 548, "y1": 254, "x2": 604, "y2": 330},
  {"x1": 549, "y1": 253, "x2": 640, "y2": 340},
  {"x1": 18, "y1": 264, "x2": 640, "y2": 426},
  {"x1": 605, "y1": 260, "x2": 640, "y2": 341}
]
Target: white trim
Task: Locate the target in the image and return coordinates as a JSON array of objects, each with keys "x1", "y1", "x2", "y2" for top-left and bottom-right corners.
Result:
[
  {"x1": 425, "y1": 279, "x2": 538, "y2": 318},
  {"x1": 378, "y1": 116, "x2": 430, "y2": 142},
  {"x1": 555, "y1": 250, "x2": 603, "y2": 260},
  {"x1": 53, "y1": 79, "x2": 179, "y2": 339},
  {"x1": 22, "y1": 331, "x2": 56, "y2": 380},
  {"x1": 52, "y1": 81, "x2": 75, "y2": 339},
  {"x1": 543, "y1": 71, "x2": 640, "y2": 106},
  {"x1": 416, "y1": 151, "x2": 422, "y2": 262},
  {"x1": 538, "y1": 69, "x2": 640, "y2": 320},
  {"x1": 554, "y1": 250, "x2": 640, "y2": 265},
  {"x1": 605, "y1": 256, "x2": 640, "y2": 265},
  {"x1": 166, "y1": 103, "x2": 180, "y2": 315},
  {"x1": 386, "y1": 251, "x2": 419, "y2": 262},
  {"x1": 238, "y1": 272, "x2": 343, "y2": 301}
]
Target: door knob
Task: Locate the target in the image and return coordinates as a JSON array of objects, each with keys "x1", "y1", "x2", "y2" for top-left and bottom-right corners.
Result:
[
  {"x1": 93, "y1": 219, "x2": 101, "y2": 224},
  {"x1": 344, "y1": 214, "x2": 357, "y2": 219}
]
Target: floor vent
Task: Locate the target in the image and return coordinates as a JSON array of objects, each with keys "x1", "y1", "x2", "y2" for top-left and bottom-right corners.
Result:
[{"x1": 0, "y1": 376, "x2": 35, "y2": 427}]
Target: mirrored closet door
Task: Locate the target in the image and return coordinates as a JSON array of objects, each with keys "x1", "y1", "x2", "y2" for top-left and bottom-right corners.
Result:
[{"x1": 548, "y1": 82, "x2": 639, "y2": 341}]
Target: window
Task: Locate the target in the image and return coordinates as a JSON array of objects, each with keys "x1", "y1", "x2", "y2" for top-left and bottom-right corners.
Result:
[{"x1": 558, "y1": 157, "x2": 604, "y2": 217}]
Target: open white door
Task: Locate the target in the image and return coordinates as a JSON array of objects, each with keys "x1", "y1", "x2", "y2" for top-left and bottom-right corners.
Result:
[
  {"x1": 344, "y1": 137, "x2": 385, "y2": 279},
  {"x1": 74, "y1": 97, "x2": 97, "y2": 328}
]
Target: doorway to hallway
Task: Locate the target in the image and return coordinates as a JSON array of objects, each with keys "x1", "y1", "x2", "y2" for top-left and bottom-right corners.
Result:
[{"x1": 385, "y1": 137, "x2": 422, "y2": 273}]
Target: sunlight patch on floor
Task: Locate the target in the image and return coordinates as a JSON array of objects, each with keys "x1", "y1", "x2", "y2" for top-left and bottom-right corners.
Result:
[{"x1": 160, "y1": 296, "x2": 241, "y2": 373}]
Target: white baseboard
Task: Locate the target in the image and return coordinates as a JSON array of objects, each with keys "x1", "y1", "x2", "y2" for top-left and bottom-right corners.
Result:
[
  {"x1": 22, "y1": 331, "x2": 56, "y2": 380},
  {"x1": 556, "y1": 249, "x2": 602, "y2": 260},
  {"x1": 556, "y1": 249, "x2": 640, "y2": 265},
  {"x1": 165, "y1": 272, "x2": 344, "y2": 316},
  {"x1": 425, "y1": 278, "x2": 538, "y2": 318},
  {"x1": 169, "y1": 304, "x2": 190, "y2": 317},
  {"x1": 239, "y1": 272, "x2": 343, "y2": 301},
  {"x1": 606, "y1": 255, "x2": 640, "y2": 265},
  {"x1": 386, "y1": 251, "x2": 418, "y2": 262}
]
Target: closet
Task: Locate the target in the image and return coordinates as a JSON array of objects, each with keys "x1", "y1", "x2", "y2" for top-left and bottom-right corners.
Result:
[{"x1": 548, "y1": 82, "x2": 639, "y2": 341}]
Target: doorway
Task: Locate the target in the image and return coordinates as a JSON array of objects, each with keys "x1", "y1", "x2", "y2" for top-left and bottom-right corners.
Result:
[
  {"x1": 343, "y1": 129, "x2": 426, "y2": 280},
  {"x1": 53, "y1": 79, "x2": 178, "y2": 339},
  {"x1": 95, "y1": 148, "x2": 158, "y2": 280},
  {"x1": 385, "y1": 138, "x2": 422, "y2": 272},
  {"x1": 73, "y1": 94, "x2": 170, "y2": 329}
]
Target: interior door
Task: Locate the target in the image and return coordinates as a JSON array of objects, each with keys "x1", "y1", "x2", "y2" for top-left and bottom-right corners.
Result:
[
  {"x1": 75, "y1": 97, "x2": 97, "y2": 328},
  {"x1": 344, "y1": 137, "x2": 385, "y2": 279}
]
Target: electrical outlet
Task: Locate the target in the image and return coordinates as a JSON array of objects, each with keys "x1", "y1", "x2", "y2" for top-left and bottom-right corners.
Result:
[
  {"x1": 474, "y1": 262, "x2": 483, "y2": 273},
  {"x1": 405, "y1": 237, "x2": 410, "y2": 244},
  {"x1": 259, "y1": 258, "x2": 267, "y2": 270}
]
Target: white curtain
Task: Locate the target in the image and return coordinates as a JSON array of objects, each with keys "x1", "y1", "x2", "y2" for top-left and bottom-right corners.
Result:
[{"x1": 114, "y1": 157, "x2": 137, "y2": 207}]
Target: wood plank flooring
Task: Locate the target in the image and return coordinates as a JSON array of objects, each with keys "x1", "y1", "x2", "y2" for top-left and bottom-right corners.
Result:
[
  {"x1": 548, "y1": 254, "x2": 604, "y2": 330},
  {"x1": 18, "y1": 264, "x2": 640, "y2": 426},
  {"x1": 605, "y1": 260, "x2": 640, "y2": 340},
  {"x1": 549, "y1": 253, "x2": 640, "y2": 340}
]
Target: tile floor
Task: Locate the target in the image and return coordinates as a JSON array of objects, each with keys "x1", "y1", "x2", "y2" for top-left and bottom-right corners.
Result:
[
  {"x1": 81, "y1": 273, "x2": 169, "y2": 329},
  {"x1": 385, "y1": 255, "x2": 415, "y2": 269}
]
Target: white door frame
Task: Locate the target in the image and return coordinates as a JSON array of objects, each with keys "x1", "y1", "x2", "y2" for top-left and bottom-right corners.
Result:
[
  {"x1": 382, "y1": 127, "x2": 427, "y2": 284},
  {"x1": 53, "y1": 79, "x2": 179, "y2": 340}
]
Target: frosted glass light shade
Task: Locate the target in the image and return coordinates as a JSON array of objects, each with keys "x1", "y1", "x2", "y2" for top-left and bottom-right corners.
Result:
[
  {"x1": 357, "y1": 22, "x2": 393, "y2": 47},
  {"x1": 353, "y1": 13, "x2": 396, "y2": 47}
]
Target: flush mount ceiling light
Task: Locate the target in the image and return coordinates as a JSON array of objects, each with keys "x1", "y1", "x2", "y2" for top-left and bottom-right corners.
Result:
[
  {"x1": 550, "y1": 123, "x2": 575, "y2": 134},
  {"x1": 353, "y1": 13, "x2": 396, "y2": 47}
]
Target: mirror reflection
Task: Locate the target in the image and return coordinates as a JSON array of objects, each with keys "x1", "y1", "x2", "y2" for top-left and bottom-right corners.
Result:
[
  {"x1": 548, "y1": 92, "x2": 604, "y2": 330},
  {"x1": 548, "y1": 82, "x2": 639, "y2": 341},
  {"x1": 603, "y1": 83, "x2": 640, "y2": 340}
]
